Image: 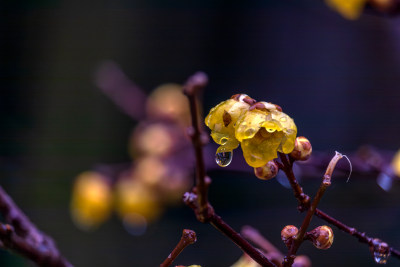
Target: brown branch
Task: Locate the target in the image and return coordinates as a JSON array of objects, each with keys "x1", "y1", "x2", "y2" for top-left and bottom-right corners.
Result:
[
  {"x1": 241, "y1": 225, "x2": 283, "y2": 258},
  {"x1": 160, "y1": 229, "x2": 197, "y2": 267},
  {"x1": 210, "y1": 213, "x2": 276, "y2": 267},
  {"x1": 278, "y1": 153, "x2": 310, "y2": 211},
  {"x1": 280, "y1": 152, "x2": 400, "y2": 262},
  {"x1": 182, "y1": 73, "x2": 277, "y2": 266},
  {"x1": 0, "y1": 186, "x2": 72, "y2": 267},
  {"x1": 241, "y1": 225, "x2": 284, "y2": 266},
  {"x1": 183, "y1": 72, "x2": 211, "y2": 222},
  {"x1": 183, "y1": 192, "x2": 276, "y2": 267},
  {"x1": 314, "y1": 209, "x2": 400, "y2": 259},
  {"x1": 284, "y1": 152, "x2": 343, "y2": 267}
]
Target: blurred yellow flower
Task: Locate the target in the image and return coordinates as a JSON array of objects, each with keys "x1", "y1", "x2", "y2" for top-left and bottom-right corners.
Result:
[
  {"x1": 146, "y1": 83, "x2": 191, "y2": 126},
  {"x1": 231, "y1": 254, "x2": 260, "y2": 267},
  {"x1": 70, "y1": 171, "x2": 112, "y2": 231},
  {"x1": 325, "y1": 0, "x2": 368, "y2": 20},
  {"x1": 115, "y1": 178, "x2": 162, "y2": 222},
  {"x1": 391, "y1": 149, "x2": 400, "y2": 177}
]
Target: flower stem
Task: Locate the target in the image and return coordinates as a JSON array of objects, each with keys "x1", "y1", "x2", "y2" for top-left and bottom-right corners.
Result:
[
  {"x1": 283, "y1": 152, "x2": 343, "y2": 267},
  {"x1": 183, "y1": 72, "x2": 210, "y2": 221},
  {"x1": 160, "y1": 229, "x2": 197, "y2": 267},
  {"x1": 210, "y1": 214, "x2": 277, "y2": 267},
  {"x1": 278, "y1": 153, "x2": 310, "y2": 211},
  {"x1": 0, "y1": 186, "x2": 72, "y2": 267},
  {"x1": 241, "y1": 225, "x2": 283, "y2": 258},
  {"x1": 280, "y1": 151, "x2": 400, "y2": 262}
]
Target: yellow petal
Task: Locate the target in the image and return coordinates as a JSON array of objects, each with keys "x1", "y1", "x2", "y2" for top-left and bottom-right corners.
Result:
[
  {"x1": 235, "y1": 109, "x2": 269, "y2": 142},
  {"x1": 241, "y1": 129, "x2": 284, "y2": 167},
  {"x1": 205, "y1": 99, "x2": 250, "y2": 151}
]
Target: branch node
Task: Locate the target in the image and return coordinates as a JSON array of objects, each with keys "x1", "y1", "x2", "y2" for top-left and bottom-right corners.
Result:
[{"x1": 183, "y1": 72, "x2": 208, "y2": 96}]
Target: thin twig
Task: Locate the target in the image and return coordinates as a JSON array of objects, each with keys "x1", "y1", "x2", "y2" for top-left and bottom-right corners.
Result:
[
  {"x1": 284, "y1": 152, "x2": 343, "y2": 267},
  {"x1": 183, "y1": 192, "x2": 276, "y2": 267},
  {"x1": 210, "y1": 214, "x2": 276, "y2": 267},
  {"x1": 182, "y1": 73, "x2": 276, "y2": 266},
  {"x1": 160, "y1": 229, "x2": 197, "y2": 267},
  {"x1": 0, "y1": 186, "x2": 72, "y2": 267},
  {"x1": 279, "y1": 152, "x2": 400, "y2": 262},
  {"x1": 183, "y1": 72, "x2": 210, "y2": 221},
  {"x1": 241, "y1": 225, "x2": 283, "y2": 258},
  {"x1": 278, "y1": 153, "x2": 310, "y2": 211},
  {"x1": 314, "y1": 209, "x2": 400, "y2": 259},
  {"x1": 241, "y1": 225, "x2": 284, "y2": 266}
]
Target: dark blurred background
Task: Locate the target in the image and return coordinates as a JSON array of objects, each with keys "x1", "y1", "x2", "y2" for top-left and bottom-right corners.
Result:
[{"x1": 1, "y1": 0, "x2": 400, "y2": 266}]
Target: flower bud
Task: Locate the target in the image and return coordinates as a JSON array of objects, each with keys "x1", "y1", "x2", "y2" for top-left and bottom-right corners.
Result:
[
  {"x1": 293, "y1": 255, "x2": 311, "y2": 267},
  {"x1": 307, "y1": 225, "x2": 334, "y2": 250},
  {"x1": 290, "y1": 136, "x2": 312, "y2": 161},
  {"x1": 230, "y1": 94, "x2": 256, "y2": 105},
  {"x1": 254, "y1": 160, "x2": 279, "y2": 180},
  {"x1": 281, "y1": 225, "x2": 298, "y2": 248}
]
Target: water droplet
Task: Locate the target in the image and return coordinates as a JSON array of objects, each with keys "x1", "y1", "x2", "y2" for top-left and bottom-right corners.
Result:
[
  {"x1": 244, "y1": 128, "x2": 255, "y2": 138},
  {"x1": 280, "y1": 117, "x2": 287, "y2": 122},
  {"x1": 220, "y1": 137, "x2": 229, "y2": 145},
  {"x1": 372, "y1": 239, "x2": 390, "y2": 264},
  {"x1": 215, "y1": 149, "x2": 233, "y2": 167},
  {"x1": 266, "y1": 128, "x2": 276, "y2": 133},
  {"x1": 374, "y1": 251, "x2": 390, "y2": 264}
]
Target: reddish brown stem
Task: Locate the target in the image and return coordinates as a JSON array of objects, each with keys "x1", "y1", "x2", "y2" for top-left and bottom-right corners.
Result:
[
  {"x1": 183, "y1": 192, "x2": 276, "y2": 267},
  {"x1": 241, "y1": 225, "x2": 283, "y2": 258},
  {"x1": 160, "y1": 229, "x2": 197, "y2": 267},
  {"x1": 280, "y1": 152, "x2": 400, "y2": 262},
  {"x1": 278, "y1": 153, "x2": 310, "y2": 211},
  {"x1": 314, "y1": 209, "x2": 400, "y2": 259},
  {"x1": 183, "y1": 72, "x2": 210, "y2": 221},
  {"x1": 0, "y1": 186, "x2": 72, "y2": 267},
  {"x1": 182, "y1": 73, "x2": 276, "y2": 266},
  {"x1": 210, "y1": 214, "x2": 276, "y2": 267},
  {"x1": 284, "y1": 152, "x2": 343, "y2": 267}
]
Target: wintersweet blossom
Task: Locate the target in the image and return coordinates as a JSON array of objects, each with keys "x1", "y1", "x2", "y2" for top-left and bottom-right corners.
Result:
[
  {"x1": 235, "y1": 102, "x2": 297, "y2": 167},
  {"x1": 205, "y1": 94, "x2": 255, "y2": 154},
  {"x1": 205, "y1": 95, "x2": 297, "y2": 168}
]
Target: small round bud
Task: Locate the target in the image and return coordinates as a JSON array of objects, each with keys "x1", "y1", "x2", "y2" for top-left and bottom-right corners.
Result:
[
  {"x1": 293, "y1": 255, "x2": 311, "y2": 267},
  {"x1": 308, "y1": 225, "x2": 334, "y2": 250},
  {"x1": 254, "y1": 160, "x2": 279, "y2": 180},
  {"x1": 290, "y1": 136, "x2": 312, "y2": 161},
  {"x1": 281, "y1": 225, "x2": 298, "y2": 248}
]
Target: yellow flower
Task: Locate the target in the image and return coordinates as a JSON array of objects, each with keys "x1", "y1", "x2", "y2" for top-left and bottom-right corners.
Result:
[
  {"x1": 70, "y1": 171, "x2": 112, "y2": 231},
  {"x1": 235, "y1": 102, "x2": 297, "y2": 167},
  {"x1": 205, "y1": 95, "x2": 297, "y2": 168},
  {"x1": 391, "y1": 149, "x2": 400, "y2": 177},
  {"x1": 231, "y1": 254, "x2": 260, "y2": 267},
  {"x1": 205, "y1": 94, "x2": 255, "y2": 153},
  {"x1": 325, "y1": 0, "x2": 368, "y2": 20}
]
